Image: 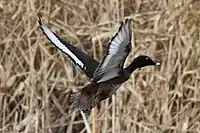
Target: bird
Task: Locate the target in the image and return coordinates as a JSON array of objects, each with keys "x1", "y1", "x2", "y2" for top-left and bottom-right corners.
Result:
[{"x1": 38, "y1": 17, "x2": 160, "y2": 113}]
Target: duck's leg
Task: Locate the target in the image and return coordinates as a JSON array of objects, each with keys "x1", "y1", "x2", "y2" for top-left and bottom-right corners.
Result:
[{"x1": 92, "y1": 107, "x2": 96, "y2": 133}]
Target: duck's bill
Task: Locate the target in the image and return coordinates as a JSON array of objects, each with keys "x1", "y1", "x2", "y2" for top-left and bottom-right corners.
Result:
[{"x1": 155, "y1": 62, "x2": 161, "y2": 66}]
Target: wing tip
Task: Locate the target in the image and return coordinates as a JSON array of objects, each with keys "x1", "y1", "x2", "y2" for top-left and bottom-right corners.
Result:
[
  {"x1": 38, "y1": 16, "x2": 42, "y2": 25},
  {"x1": 106, "y1": 19, "x2": 133, "y2": 54},
  {"x1": 124, "y1": 18, "x2": 132, "y2": 40},
  {"x1": 119, "y1": 18, "x2": 132, "y2": 37},
  {"x1": 37, "y1": 16, "x2": 46, "y2": 30}
]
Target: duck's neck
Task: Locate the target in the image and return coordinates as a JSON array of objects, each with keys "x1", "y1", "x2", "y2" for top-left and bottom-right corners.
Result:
[{"x1": 125, "y1": 60, "x2": 139, "y2": 74}]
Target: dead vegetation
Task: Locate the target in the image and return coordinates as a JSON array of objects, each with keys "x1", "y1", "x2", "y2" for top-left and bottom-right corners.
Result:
[{"x1": 0, "y1": 0, "x2": 200, "y2": 133}]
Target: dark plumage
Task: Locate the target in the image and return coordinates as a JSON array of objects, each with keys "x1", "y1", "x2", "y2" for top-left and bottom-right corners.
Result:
[
  {"x1": 38, "y1": 18, "x2": 160, "y2": 113},
  {"x1": 38, "y1": 17, "x2": 99, "y2": 78}
]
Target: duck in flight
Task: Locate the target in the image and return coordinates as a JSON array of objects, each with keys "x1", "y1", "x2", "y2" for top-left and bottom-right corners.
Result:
[{"x1": 38, "y1": 18, "x2": 160, "y2": 112}]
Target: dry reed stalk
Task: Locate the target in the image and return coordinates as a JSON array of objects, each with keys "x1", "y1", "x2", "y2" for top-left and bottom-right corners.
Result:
[
  {"x1": 92, "y1": 108, "x2": 96, "y2": 133},
  {"x1": 0, "y1": 0, "x2": 200, "y2": 132}
]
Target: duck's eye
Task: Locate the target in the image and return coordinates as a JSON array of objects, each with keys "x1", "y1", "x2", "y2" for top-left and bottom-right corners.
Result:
[{"x1": 146, "y1": 57, "x2": 148, "y2": 60}]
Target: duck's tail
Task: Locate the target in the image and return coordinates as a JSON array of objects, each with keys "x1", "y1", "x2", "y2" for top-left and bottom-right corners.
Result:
[{"x1": 70, "y1": 83, "x2": 99, "y2": 113}]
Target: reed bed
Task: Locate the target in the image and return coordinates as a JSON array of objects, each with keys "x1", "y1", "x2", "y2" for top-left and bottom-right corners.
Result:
[{"x1": 0, "y1": 0, "x2": 200, "y2": 132}]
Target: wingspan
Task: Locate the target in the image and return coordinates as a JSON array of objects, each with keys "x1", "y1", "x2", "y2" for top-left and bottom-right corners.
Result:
[
  {"x1": 38, "y1": 17, "x2": 99, "y2": 78},
  {"x1": 92, "y1": 19, "x2": 132, "y2": 83}
]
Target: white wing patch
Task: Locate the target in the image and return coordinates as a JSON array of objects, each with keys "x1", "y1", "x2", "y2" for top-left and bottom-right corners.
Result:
[{"x1": 39, "y1": 19, "x2": 85, "y2": 69}]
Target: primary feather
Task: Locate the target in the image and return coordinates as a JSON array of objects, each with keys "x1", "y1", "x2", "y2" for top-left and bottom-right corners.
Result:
[
  {"x1": 92, "y1": 19, "x2": 132, "y2": 83},
  {"x1": 38, "y1": 17, "x2": 99, "y2": 78}
]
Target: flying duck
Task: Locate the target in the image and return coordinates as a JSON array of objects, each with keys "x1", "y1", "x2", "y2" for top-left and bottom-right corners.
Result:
[{"x1": 38, "y1": 18, "x2": 160, "y2": 112}]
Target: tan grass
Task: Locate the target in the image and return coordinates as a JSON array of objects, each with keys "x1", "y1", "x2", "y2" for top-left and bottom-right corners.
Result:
[{"x1": 0, "y1": 0, "x2": 200, "y2": 133}]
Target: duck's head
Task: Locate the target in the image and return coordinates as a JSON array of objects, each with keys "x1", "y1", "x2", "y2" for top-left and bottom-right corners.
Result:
[
  {"x1": 126, "y1": 55, "x2": 160, "y2": 73},
  {"x1": 133, "y1": 55, "x2": 160, "y2": 68}
]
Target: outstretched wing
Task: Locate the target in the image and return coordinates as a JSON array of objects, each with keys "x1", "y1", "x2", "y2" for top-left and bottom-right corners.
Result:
[
  {"x1": 92, "y1": 19, "x2": 132, "y2": 83},
  {"x1": 38, "y1": 17, "x2": 99, "y2": 78}
]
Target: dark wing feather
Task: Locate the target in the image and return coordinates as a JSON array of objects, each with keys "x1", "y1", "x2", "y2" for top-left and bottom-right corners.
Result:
[
  {"x1": 38, "y1": 17, "x2": 99, "y2": 78},
  {"x1": 92, "y1": 19, "x2": 132, "y2": 83}
]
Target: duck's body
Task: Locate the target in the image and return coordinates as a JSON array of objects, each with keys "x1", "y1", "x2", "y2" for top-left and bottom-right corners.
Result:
[
  {"x1": 39, "y1": 18, "x2": 160, "y2": 113},
  {"x1": 72, "y1": 80, "x2": 127, "y2": 112},
  {"x1": 71, "y1": 55, "x2": 159, "y2": 112},
  {"x1": 72, "y1": 69, "x2": 130, "y2": 111},
  {"x1": 72, "y1": 82, "x2": 121, "y2": 112}
]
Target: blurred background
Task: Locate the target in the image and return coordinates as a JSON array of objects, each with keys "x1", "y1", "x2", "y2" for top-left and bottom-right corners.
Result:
[{"x1": 0, "y1": 0, "x2": 200, "y2": 133}]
